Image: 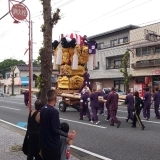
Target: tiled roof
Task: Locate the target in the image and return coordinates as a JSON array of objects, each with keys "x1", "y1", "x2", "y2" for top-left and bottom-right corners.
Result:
[{"x1": 17, "y1": 65, "x2": 41, "y2": 72}]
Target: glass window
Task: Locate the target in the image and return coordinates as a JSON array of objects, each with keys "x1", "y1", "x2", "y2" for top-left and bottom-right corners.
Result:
[
  {"x1": 123, "y1": 37, "x2": 128, "y2": 43},
  {"x1": 136, "y1": 48, "x2": 141, "y2": 56},
  {"x1": 110, "y1": 39, "x2": 117, "y2": 47},
  {"x1": 118, "y1": 38, "x2": 123, "y2": 44},
  {"x1": 155, "y1": 46, "x2": 160, "y2": 53},
  {"x1": 142, "y1": 47, "x2": 148, "y2": 55},
  {"x1": 97, "y1": 43, "x2": 104, "y2": 49},
  {"x1": 114, "y1": 60, "x2": 122, "y2": 68}
]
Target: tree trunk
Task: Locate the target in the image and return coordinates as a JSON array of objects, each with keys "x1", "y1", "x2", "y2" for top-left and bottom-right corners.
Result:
[{"x1": 40, "y1": 0, "x2": 52, "y2": 104}]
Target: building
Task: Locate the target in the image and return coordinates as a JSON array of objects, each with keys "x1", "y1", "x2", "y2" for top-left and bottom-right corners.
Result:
[
  {"x1": 88, "y1": 25, "x2": 139, "y2": 91},
  {"x1": 128, "y1": 22, "x2": 160, "y2": 92}
]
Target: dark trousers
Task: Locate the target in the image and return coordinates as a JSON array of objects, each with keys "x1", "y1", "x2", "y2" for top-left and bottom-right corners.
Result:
[
  {"x1": 25, "y1": 99, "x2": 29, "y2": 106},
  {"x1": 42, "y1": 148, "x2": 61, "y2": 160},
  {"x1": 91, "y1": 106, "x2": 99, "y2": 122},
  {"x1": 27, "y1": 134, "x2": 41, "y2": 160},
  {"x1": 80, "y1": 105, "x2": 91, "y2": 119},
  {"x1": 127, "y1": 107, "x2": 133, "y2": 120},
  {"x1": 143, "y1": 104, "x2": 151, "y2": 119},
  {"x1": 106, "y1": 105, "x2": 110, "y2": 120},
  {"x1": 154, "y1": 104, "x2": 160, "y2": 118},
  {"x1": 110, "y1": 110, "x2": 120, "y2": 125},
  {"x1": 133, "y1": 109, "x2": 144, "y2": 128},
  {"x1": 98, "y1": 102, "x2": 104, "y2": 114}
]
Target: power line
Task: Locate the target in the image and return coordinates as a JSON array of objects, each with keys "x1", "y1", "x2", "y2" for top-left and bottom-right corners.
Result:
[{"x1": 76, "y1": 0, "x2": 155, "y2": 29}]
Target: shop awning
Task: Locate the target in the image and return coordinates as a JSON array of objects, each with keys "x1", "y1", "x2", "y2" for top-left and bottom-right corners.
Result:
[{"x1": 21, "y1": 77, "x2": 29, "y2": 86}]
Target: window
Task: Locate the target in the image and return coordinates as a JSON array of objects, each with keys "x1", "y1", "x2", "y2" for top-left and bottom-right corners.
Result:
[
  {"x1": 136, "y1": 47, "x2": 153, "y2": 56},
  {"x1": 114, "y1": 60, "x2": 122, "y2": 68},
  {"x1": 142, "y1": 47, "x2": 148, "y2": 55},
  {"x1": 136, "y1": 48, "x2": 141, "y2": 56},
  {"x1": 94, "y1": 62, "x2": 99, "y2": 70},
  {"x1": 155, "y1": 46, "x2": 160, "y2": 53},
  {"x1": 118, "y1": 38, "x2": 123, "y2": 44},
  {"x1": 97, "y1": 43, "x2": 104, "y2": 49},
  {"x1": 110, "y1": 39, "x2": 117, "y2": 47},
  {"x1": 123, "y1": 37, "x2": 128, "y2": 43}
]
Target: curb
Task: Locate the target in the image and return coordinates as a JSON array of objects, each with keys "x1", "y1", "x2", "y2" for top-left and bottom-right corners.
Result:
[{"x1": 0, "y1": 119, "x2": 110, "y2": 160}]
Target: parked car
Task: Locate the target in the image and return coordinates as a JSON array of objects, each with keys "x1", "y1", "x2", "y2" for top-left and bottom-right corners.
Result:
[
  {"x1": 102, "y1": 88, "x2": 126, "y2": 95},
  {"x1": 0, "y1": 89, "x2": 4, "y2": 97}
]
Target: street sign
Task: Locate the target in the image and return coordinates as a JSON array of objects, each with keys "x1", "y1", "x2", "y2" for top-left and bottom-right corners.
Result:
[
  {"x1": 152, "y1": 70, "x2": 160, "y2": 75},
  {"x1": 11, "y1": 4, "x2": 27, "y2": 21}
]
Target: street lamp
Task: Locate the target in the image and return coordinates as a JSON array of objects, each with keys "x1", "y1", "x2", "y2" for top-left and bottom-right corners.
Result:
[{"x1": 8, "y1": 0, "x2": 32, "y2": 112}]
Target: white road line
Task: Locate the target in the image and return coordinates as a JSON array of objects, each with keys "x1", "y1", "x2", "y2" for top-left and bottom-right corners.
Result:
[
  {"x1": 60, "y1": 118, "x2": 107, "y2": 129},
  {"x1": 0, "y1": 100, "x2": 24, "y2": 104},
  {"x1": 0, "y1": 106, "x2": 20, "y2": 111},
  {"x1": 0, "y1": 119, "x2": 111, "y2": 160},
  {"x1": 117, "y1": 116, "x2": 160, "y2": 124},
  {"x1": 118, "y1": 110, "x2": 127, "y2": 113},
  {"x1": 71, "y1": 145, "x2": 112, "y2": 160}
]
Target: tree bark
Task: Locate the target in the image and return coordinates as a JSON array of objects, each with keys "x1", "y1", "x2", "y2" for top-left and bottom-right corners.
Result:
[{"x1": 40, "y1": 0, "x2": 53, "y2": 104}]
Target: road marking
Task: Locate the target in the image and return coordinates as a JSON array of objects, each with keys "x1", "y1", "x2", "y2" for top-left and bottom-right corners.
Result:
[
  {"x1": 0, "y1": 100, "x2": 24, "y2": 104},
  {"x1": 17, "y1": 122, "x2": 27, "y2": 127},
  {"x1": 71, "y1": 145, "x2": 112, "y2": 160},
  {"x1": 118, "y1": 110, "x2": 127, "y2": 113},
  {"x1": 0, "y1": 106, "x2": 20, "y2": 111},
  {"x1": 117, "y1": 116, "x2": 160, "y2": 124},
  {"x1": 60, "y1": 118, "x2": 107, "y2": 129}
]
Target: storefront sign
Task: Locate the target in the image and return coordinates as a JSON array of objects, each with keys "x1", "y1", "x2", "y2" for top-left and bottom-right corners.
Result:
[
  {"x1": 11, "y1": 4, "x2": 28, "y2": 21},
  {"x1": 152, "y1": 70, "x2": 160, "y2": 75}
]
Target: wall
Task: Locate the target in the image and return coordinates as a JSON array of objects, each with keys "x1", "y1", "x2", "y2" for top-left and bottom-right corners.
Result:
[
  {"x1": 20, "y1": 71, "x2": 40, "y2": 77},
  {"x1": 130, "y1": 22, "x2": 160, "y2": 76}
]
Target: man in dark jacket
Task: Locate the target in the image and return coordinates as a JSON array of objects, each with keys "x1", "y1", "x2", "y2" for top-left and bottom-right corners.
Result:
[
  {"x1": 79, "y1": 89, "x2": 91, "y2": 121},
  {"x1": 98, "y1": 89, "x2": 105, "y2": 115},
  {"x1": 143, "y1": 87, "x2": 151, "y2": 120},
  {"x1": 106, "y1": 87, "x2": 121, "y2": 128},
  {"x1": 153, "y1": 87, "x2": 160, "y2": 119},
  {"x1": 90, "y1": 88, "x2": 100, "y2": 124},
  {"x1": 103, "y1": 90, "x2": 110, "y2": 121},
  {"x1": 22, "y1": 90, "x2": 29, "y2": 107},
  {"x1": 125, "y1": 89, "x2": 134, "y2": 122}
]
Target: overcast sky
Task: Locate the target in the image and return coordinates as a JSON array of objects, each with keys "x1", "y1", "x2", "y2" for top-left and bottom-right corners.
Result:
[{"x1": 0, "y1": 0, "x2": 160, "y2": 63}]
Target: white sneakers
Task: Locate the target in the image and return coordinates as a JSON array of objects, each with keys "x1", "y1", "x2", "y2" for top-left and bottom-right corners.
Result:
[{"x1": 96, "y1": 121, "x2": 100, "y2": 125}]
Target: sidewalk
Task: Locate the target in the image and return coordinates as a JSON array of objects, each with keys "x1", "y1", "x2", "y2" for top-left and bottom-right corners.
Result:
[{"x1": 0, "y1": 124, "x2": 79, "y2": 160}]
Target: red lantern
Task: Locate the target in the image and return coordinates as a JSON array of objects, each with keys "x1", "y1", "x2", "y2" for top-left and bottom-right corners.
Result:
[{"x1": 145, "y1": 77, "x2": 150, "y2": 84}]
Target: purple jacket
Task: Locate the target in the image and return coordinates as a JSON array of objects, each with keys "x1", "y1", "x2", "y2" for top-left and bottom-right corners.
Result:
[
  {"x1": 125, "y1": 93, "x2": 134, "y2": 109},
  {"x1": 83, "y1": 72, "x2": 90, "y2": 82},
  {"x1": 106, "y1": 91, "x2": 119, "y2": 110},
  {"x1": 143, "y1": 92, "x2": 151, "y2": 106},
  {"x1": 23, "y1": 92, "x2": 29, "y2": 100},
  {"x1": 153, "y1": 91, "x2": 160, "y2": 105},
  {"x1": 90, "y1": 92, "x2": 99, "y2": 108},
  {"x1": 103, "y1": 93, "x2": 109, "y2": 108},
  {"x1": 80, "y1": 92, "x2": 89, "y2": 107}
]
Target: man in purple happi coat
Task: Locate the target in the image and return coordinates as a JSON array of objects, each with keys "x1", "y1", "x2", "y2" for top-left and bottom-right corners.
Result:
[
  {"x1": 125, "y1": 89, "x2": 134, "y2": 122},
  {"x1": 90, "y1": 88, "x2": 100, "y2": 124},
  {"x1": 79, "y1": 69, "x2": 92, "y2": 93},
  {"x1": 79, "y1": 89, "x2": 91, "y2": 121},
  {"x1": 153, "y1": 87, "x2": 160, "y2": 119},
  {"x1": 143, "y1": 87, "x2": 151, "y2": 120},
  {"x1": 98, "y1": 89, "x2": 105, "y2": 115},
  {"x1": 106, "y1": 87, "x2": 121, "y2": 128},
  {"x1": 103, "y1": 90, "x2": 110, "y2": 121}
]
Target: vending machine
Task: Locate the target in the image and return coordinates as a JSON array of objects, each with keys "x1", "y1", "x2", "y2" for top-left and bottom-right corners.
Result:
[{"x1": 133, "y1": 84, "x2": 146, "y2": 97}]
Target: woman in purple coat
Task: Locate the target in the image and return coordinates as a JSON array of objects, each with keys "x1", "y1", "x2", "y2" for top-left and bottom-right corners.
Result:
[{"x1": 125, "y1": 89, "x2": 134, "y2": 122}]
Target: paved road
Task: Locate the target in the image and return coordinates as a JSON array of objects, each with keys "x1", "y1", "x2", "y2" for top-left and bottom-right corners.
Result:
[{"x1": 0, "y1": 96, "x2": 160, "y2": 160}]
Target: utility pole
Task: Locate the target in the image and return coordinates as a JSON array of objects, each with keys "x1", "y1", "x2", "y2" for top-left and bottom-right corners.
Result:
[{"x1": 11, "y1": 66, "x2": 16, "y2": 95}]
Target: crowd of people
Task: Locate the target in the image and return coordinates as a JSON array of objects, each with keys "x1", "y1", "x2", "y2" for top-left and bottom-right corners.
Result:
[
  {"x1": 23, "y1": 90, "x2": 76, "y2": 160},
  {"x1": 79, "y1": 86, "x2": 160, "y2": 129}
]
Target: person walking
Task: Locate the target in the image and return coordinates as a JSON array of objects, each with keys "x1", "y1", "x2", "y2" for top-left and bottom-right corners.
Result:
[
  {"x1": 103, "y1": 90, "x2": 110, "y2": 121},
  {"x1": 153, "y1": 87, "x2": 160, "y2": 119},
  {"x1": 40, "y1": 90, "x2": 76, "y2": 160},
  {"x1": 98, "y1": 89, "x2": 105, "y2": 115},
  {"x1": 90, "y1": 88, "x2": 100, "y2": 124},
  {"x1": 143, "y1": 87, "x2": 151, "y2": 120},
  {"x1": 106, "y1": 87, "x2": 121, "y2": 128},
  {"x1": 22, "y1": 90, "x2": 29, "y2": 107},
  {"x1": 125, "y1": 89, "x2": 134, "y2": 122},
  {"x1": 26, "y1": 99, "x2": 44, "y2": 160},
  {"x1": 79, "y1": 89, "x2": 91, "y2": 121},
  {"x1": 132, "y1": 91, "x2": 145, "y2": 130}
]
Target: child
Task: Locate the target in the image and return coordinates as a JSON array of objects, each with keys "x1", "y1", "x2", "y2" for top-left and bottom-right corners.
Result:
[{"x1": 60, "y1": 122, "x2": 76, "y2": 160}]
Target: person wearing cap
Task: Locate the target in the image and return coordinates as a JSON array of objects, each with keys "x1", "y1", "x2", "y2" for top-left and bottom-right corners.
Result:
[
  {"x1": 90, "y1": 88, "x2": 100, "y2": 125},
  {"x1": 79, "y1": 88, "x2": 91, "y2": 122},
  {"x1": 143, "y1": 87, "x2": 151, "y2": 120},
  {"x1": 106, "y1": 87, "x2": 121, "y2": 128},
  {"x1": 125, "y1": 89, "x2": 134, "y2": 122}
]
